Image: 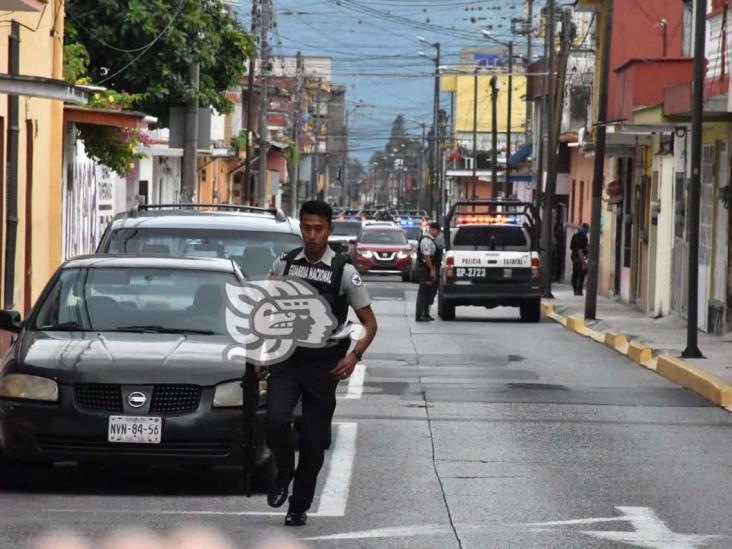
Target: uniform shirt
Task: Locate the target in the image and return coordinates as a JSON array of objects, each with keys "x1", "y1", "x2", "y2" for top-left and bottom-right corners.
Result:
[
  {"x1": 570, "y1": 231, "x2": 589, "y2": 259},
  {"x1": 269, "y1": 246, "x2": 372, "y2": 311},
  {"x1": 419, "y1": 235, "x2": 437, "y2": 258}
]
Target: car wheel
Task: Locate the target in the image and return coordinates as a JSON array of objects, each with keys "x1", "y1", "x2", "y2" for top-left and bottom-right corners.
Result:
[
  {"x1": 438, "y1": 294, "x2": 455, "y2": 321},
  {"x1": 520, "y1": 298, "x2": 541, "y2": 323},
  {"x1": 401, "y1": 272, "x2": 410, "y2": 282}
]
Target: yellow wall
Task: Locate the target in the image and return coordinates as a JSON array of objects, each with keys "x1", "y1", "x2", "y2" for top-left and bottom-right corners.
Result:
[
  {"x1": 0, "y1": 1, "x2": 65, "y2": 312},
  {"x1": 444, "y1": 73, "x2": 527, "y2": 134}
]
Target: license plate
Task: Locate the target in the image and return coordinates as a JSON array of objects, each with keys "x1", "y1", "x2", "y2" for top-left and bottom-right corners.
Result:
[
  {"x1": 503, "y1": 269, "x2": 513, "y2": 278},
  {"x1": 456, "y1": 267, "x2": 487, "y2": 278},
  {"x1": 108, "y1": 416, "x2": 162, "y2": 444}
]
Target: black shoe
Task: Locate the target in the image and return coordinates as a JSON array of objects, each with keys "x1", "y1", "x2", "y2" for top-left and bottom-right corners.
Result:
[
  {"x1": 285, "y1": 510, "x2": 307, "y2": 526},
  {"x1": 424, "y1": 315, "x2": 435, "y2": 321},
  {"x1": 416, "y1": 316, "x2": 428, "y2": 322},
  {"x1": 267, "y1": 477, "x2": 290, "y2": 508}
]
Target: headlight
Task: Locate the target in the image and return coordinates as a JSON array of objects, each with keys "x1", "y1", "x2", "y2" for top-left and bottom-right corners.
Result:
[
  {"x1": 397, "y1": 251, "x2": 410, "y2": 259},
  {"x1": 0, "y1": 374, "x2": 58, "y2": 402},
  {"x1": 213, "y1": 381, "x2": 243, "y2": 408},
  {"x1": 359, "y1": 250, "x2": 373, "y2": 259}
]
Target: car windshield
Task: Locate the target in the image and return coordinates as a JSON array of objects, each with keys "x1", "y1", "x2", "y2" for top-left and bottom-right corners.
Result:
[
  {"x1": 32, "y1": 267, "x2": 239, "y2": 335},
  {"x1": 332, "y1": 221, "x2": 362, "y2": 237},
  {"x1": 452, "y1": 226, "x2": 530, "y2": 251},
  {"x1": 360, "y1": 230, "x2": 408, "y2": 245},
  {"x1": 403, "y1": 227, "x2": 423, "y2": 240},
  {"x1": 104, "y1": 228, "x2": 302, "y2": 279}
]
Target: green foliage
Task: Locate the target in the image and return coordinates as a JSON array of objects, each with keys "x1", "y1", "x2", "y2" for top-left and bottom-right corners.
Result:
[
  {"x1": 63, "y1": 42, "x2": 90, "y2": 83},
  {"x1": 77, "y1": 124, "x2": 145, "y2": 177},
  {"x1": 88, "y1": 89, "x2": 147, "y2": 111},
  {"x1": 230, "y1": 130, "x2": 247, "y2": 153},
  {"x1": 65, "y1": 0, "x2": 255, "y2": 124}
]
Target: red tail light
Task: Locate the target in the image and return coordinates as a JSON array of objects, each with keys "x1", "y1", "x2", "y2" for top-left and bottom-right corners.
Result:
[
  {"x1": 531, "y1": 256, "x2": 541, "y2": 281},
  {"x1": 444, "y1": 254, "x2": 455, "y2": 281},
  {"x1": 446, "y1": 256, "x2": 455, "y2": 267}
]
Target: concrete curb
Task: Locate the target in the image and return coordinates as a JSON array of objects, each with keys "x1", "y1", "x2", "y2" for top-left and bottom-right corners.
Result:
[{"x1": 542, "y1": 299, "x2": 732, "y2": 411}]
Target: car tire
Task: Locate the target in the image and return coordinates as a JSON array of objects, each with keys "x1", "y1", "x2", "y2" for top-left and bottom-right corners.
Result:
[
  {"x1": 438, "y1": 295, "x2": 456, "y2": 321},
  {"x1": 520, "y1": 298, "x2": 541, "y2": 323},
  {"x1": 401, "y1": 272, "x2": 410, "y2": 282}
]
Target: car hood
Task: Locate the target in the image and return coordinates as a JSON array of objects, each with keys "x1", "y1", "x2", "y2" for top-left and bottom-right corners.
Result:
[
  {"x1": 13, "y1": 331, "x2": 246, "y2": 385},
  {"x1": 356, "y1": 243, "x2": 411, "y2": 252}
]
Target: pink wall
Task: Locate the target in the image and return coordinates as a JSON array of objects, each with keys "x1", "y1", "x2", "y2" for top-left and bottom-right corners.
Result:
[{"x1": 569, "y1": 149, "x2": 594, "y2": 226}]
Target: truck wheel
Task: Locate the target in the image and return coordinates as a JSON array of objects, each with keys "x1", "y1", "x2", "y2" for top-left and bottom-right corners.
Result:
[
  {"x1": 438, "y1": 295, "x2": 455, "y2": 321},
  {"x1": 520, "y1": 299, "x2": 541, "y2": 323}
]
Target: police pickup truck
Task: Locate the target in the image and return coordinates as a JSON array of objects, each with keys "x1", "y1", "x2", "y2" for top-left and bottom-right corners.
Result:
[{"x1": 437, "y1": 200, "x2": 543, "y2": 322}]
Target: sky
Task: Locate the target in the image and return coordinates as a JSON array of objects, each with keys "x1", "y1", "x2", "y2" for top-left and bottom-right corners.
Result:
[{"x1": 237, "y1": 0, "x2": 540, "y2": 163}]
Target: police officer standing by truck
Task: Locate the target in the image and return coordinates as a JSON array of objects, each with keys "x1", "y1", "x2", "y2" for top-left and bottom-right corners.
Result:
[
  {"x1": 415, "y1": 222, "x2": 442, "y2": 321},
  {"x1": 266, "y1": 200, "x2": 378, "y2": 526}
]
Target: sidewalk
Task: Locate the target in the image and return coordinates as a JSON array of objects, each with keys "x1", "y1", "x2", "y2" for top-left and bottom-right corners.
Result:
[{"x1": 543, "y1": 284, "x2": 732, "y2": 411}]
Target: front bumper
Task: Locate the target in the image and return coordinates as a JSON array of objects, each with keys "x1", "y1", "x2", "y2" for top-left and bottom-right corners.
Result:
[
  {"x1": 441, "y1": 280, "x2": 542, "y2": 306},
  {"x1": 0, "y1": 385, "x2": 266, "y2": 466},
  {"x1": 354, "y1": 256, "x2": 411, "y2": 274}
]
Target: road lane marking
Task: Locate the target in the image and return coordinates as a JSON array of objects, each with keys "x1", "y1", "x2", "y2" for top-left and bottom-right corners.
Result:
[
  {"x1": 312, "y1": 422, "x2": 358, "y2": 517},
  {"x1": 301, "y1": 524, "x2": 456, "y2": 541},
  {"x1": 520, "y1": 506, "x2": 722, "y2": 549},
  {"x1": 339, "y1": 363, "x2": 366, "y2": 400},
  {"x1": 41, "y1": 422, "x2": 358, "y2": 519}
]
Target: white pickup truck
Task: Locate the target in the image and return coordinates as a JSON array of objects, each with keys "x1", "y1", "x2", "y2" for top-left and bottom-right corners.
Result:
[{"x1": 438, "y1": 201, "x2": 543, "y2": 322}]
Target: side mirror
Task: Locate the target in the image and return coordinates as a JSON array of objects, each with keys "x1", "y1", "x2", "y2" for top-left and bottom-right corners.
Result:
[
  {"x1": 0, "y1": 310, "x2": 22, "y2": 333},
  {"x1": 349, "y1": 239, "x2": 357, "y2": 245}
]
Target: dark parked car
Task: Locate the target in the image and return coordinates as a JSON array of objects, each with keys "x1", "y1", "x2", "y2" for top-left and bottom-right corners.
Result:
[
  {"x1": 0, "y1": 255, "x2": 269, "y2": 485},
  {"x1": 329, "y1": 220, "x2": 363, "y2": 256},
  {"x1": 96, "y1": 204, "x2": 302, "y2": 279}
]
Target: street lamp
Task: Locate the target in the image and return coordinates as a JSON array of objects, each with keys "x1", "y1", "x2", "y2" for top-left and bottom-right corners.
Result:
[
  {"x1": 482, "y1": 29, "x2": 514, "y2": 198},
  {"x1": 418, "y1": 36, "x2": 441, "y2": 220}
]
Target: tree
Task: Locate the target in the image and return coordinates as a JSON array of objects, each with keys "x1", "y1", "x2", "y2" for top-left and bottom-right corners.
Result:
[{"x1": 65, "y1": 0, "x2": 255, "y2": 124}]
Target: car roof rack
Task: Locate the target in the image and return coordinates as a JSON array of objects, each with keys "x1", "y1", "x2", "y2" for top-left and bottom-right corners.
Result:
[{"x1": 131, "y1": 203, "x2": 288, "y2": 222}]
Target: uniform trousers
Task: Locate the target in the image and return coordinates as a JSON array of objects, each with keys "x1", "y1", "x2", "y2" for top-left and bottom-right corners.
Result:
[
  {"x1": 266, "y1": 347, "x2": 342, "y2": 513},
  {"x1": 415, "y1": 265, "x2": 438, "y2": 319}
]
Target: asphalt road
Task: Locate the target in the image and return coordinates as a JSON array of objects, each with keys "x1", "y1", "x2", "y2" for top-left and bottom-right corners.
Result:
[{"x1": 2, "y1": 276, "x2": 732, "y2": 548}]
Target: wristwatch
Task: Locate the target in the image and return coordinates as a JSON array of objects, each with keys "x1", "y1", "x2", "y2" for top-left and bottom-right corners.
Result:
[{"x1": 352, "y1": 349, "x2": 363, "y2": 361}]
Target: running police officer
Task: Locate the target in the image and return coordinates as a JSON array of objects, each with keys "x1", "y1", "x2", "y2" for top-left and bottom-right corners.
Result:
[
  {"x1": 266, "y1": 200, "x2": 378, "y2": 526},
  {"x1": 415, "y1": 222, "x2": 442, "y2": 321}
]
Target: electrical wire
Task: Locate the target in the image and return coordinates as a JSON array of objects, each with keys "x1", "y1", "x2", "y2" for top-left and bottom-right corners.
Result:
[{"x1": 96, "y1": 0, "x2": 189, "y2": 85}]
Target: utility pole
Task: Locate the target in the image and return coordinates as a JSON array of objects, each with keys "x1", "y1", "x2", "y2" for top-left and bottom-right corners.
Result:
[
  {"x1": 534, "y1": 10, "x2": 549, "y2": 212},
  {"x1": 341, "y1": 107, "x2": 349, "y2": 207},
  {"x1": 471, "y1": 70, "x2": 479, "y2": 199},
  {"x1": 430, "y1": 43, "x2": 441, "y2": 218},
  {"x1": 683, "y1": 0, "x2": 706, "y2": 358},
  {"x1": 243, "y1": 0, "x2": 258, "y2": 204},
  {"x1": 290, "y1": 51, "x2": 304, "y2": 216},
  {"x1": 491, "y1": 75, "x2": 499, "y2": 199},
  {"x1": 256, "y1": 0, "x2": 270, "y2": 207},
  {"x1": 4, "y1": 20, "x2": 19, "y2": 309},
  {"x1": 540, "y1": 0, "x2": 557, "y2": 297},
  {"x1": 505, "y1": 41, "x2": 514, "y2": 198},
  {"x1": 526, "y1": 0, "x2": 534, "y2": 144},
  {"x1": 310, "y1": 83, "x2": 323, "y2": 200},
  {"x1": 585, "y1": 0, "x2": 613, "y2": 320},
  {"x1": 181, "y1": 60, "x2": 200, "y2": 203}
]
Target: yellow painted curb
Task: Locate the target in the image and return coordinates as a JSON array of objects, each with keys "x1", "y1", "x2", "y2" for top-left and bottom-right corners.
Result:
[
  {"x1": 540, "y1": 301, "x2": 555, "y2": 315},
  {"x1": 628, "y1": 341, "x2": 653, "y2": 365},
  {"x1": 566, "y1": 315, "x2": 585, "y2": 333},
  {"x1": 657, "y1": 355, "x2": 732, "y2": 408},
  {"x1": 547, "y1": 312, "x2": 568, "y2": 326}
]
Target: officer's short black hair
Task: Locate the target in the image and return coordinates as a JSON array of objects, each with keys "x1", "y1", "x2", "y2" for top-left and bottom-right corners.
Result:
[
  {"x1": 429, "y1": 222, "x2": 441, "y2": 231},
  {"x1": 300, "y1": 200, "x2": 333, "y2": 225}
]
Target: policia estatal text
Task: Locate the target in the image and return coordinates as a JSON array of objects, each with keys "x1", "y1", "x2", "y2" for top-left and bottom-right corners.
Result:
[{"x1": 266, "y1": 201, "x2": 378, "y2": 527}]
